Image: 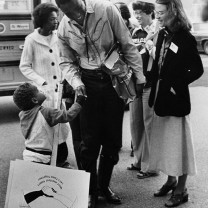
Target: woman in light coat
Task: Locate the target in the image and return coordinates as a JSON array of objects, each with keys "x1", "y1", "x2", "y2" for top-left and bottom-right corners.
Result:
[{"x1": 19, "y1": 3, "x2": 71, "y2": 167}]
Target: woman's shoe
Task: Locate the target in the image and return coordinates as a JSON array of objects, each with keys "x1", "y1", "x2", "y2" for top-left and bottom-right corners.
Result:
[
  {"x1": 154, "y1": 181, "x2": 177, "y2": 197},
  {"x1": 127, "y1": 164, "x2": 141, "y2": 171},
  {"x1": 165, "y1": 189, "x2": 188, "y2": 207},
  {"x1": 137, "y1": 171, "x2": 159, "y2": 179}
]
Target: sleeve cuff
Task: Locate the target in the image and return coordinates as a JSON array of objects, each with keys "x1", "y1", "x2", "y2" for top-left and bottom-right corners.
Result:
[
  {"x1": 71, "y1": 77, "x2": 84, "y2": 89},
  {"x1": 135, "y1": 74, "x2": 146, "y2": 84},
  {"x1": 36, "y1": 77, "x2": 46, "y2": 86}
]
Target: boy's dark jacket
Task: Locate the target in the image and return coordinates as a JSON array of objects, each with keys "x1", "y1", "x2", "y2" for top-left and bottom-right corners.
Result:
[{"x1": 149, "y1": 28, "x2": 204, "y2": 117}]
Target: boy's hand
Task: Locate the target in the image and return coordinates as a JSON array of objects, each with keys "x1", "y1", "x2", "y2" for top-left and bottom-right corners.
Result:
[{"x1": 76, "y1": 95, "x2": 86, "y2": 107}]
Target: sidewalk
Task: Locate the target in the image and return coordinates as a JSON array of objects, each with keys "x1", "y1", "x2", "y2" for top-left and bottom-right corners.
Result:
[
  {"x1": 96, "y1": 86, "x2": 208, "y2": 208},
  {"x1": 1, "y1": 87, "x2": 208, "y2": 208}
]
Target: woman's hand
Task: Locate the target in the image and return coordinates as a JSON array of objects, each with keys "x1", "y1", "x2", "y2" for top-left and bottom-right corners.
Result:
[
  {"x1": 145, "y1": 40, "x2": 154, "y2": 51},
  {"x1": 40, "y1": 83, "x2": 52, "y2": 101}
]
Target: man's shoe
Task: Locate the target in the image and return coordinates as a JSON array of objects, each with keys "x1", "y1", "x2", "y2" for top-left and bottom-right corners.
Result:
[
  {"x1": 154, "y1": 181, "x2": 177, "y2": 197},
  {"x1": 102, "y1": 187, "x2": 121, "y2": 204},
  {"x1": 165, "y1": 189, "x2": 188, "y2": 207},
  {"x1": 88, "y1": 194, "x2": 97, "y2": 208}
]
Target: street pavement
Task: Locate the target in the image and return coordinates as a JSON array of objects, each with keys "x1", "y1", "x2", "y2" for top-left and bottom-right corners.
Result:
[
  {"x1": 0, "y1": 54, "x2": 208, "y2": 208},
  {"x1": 1, "y1": 86, "x2": 208, "y2": 208}
]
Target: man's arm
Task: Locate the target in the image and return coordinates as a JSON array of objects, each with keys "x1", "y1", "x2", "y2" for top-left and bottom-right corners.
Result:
[
  {"x1": 106, "y1": 4, "x2": 145, "y2": 85},
  {"x1": 57, "y1": 17, "x2": 84, "y2": 91}
]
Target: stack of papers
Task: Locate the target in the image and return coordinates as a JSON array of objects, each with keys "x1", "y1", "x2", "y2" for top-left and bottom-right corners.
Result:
[{"x1": 104, "y1": 49, "x2": 119, "y2": 69}]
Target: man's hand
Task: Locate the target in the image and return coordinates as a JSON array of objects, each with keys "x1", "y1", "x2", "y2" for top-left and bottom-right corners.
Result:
[
  {"x1": 135, "y1": 84, "x2": 144, "y2": 97},
  {"x1": 75, "y1": 85, "x2": 87, "y2": 97}
]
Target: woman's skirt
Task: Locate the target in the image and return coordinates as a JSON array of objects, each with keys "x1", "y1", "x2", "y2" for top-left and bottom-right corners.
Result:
[{"x1": 148, "y1": 113, "x2": 197, "y2": 176}]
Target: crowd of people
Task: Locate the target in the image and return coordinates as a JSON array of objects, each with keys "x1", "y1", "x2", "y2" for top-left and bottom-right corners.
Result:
[{"x1": 13, "y1": 0, "x2": 204, "y2": 208}]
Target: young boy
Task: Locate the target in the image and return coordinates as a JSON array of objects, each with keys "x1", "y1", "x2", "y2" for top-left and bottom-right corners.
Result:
[{"x1": 13, "y1": 82, "x2": 85, "y2": 165}]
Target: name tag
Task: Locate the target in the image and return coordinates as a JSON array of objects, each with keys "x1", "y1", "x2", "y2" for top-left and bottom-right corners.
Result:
[{"x1": 169, "y1": 42, "x2": 178, "y2": 53}]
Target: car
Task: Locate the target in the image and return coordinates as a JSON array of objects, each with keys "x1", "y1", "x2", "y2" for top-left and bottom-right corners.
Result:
[
  {"x1": 192, "y1": 31, "x2": 208, "y2": 55},
  {"x1": 191, "y1": 22, "x2": 208, "y2": 55}
]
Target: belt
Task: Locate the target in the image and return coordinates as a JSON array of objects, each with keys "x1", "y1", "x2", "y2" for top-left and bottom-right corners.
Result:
[
  {"x1": 80, "y1": 67, "x2": 109, "y2": 80},
  {"x1": 26, "y1": 147, "x2": 52, "y2": 155},
  {"x1": 80, "y1": 68, "x2": 105, "y2": 74}
]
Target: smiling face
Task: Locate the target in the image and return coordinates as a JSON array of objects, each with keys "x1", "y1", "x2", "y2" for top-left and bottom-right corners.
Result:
[
  {"x1": 133, "y1": 9, "x2": 153, "y2": 28},
  {"x1": 155, "y1": 3, "x2": 168, "y2": 28}
]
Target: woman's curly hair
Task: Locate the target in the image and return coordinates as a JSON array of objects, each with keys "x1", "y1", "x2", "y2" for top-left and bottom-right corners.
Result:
[
  {"x1": 13, "y1": 83, "x2": 37, "y2": 111},
  {"x1": 32, "y1": 2, "x2": 59, "y2": 28}
]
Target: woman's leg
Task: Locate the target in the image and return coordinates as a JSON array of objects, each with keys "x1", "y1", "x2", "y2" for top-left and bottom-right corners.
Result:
[
  {"x1": 164, "y1": 174, "x2": 188, "y2": 207},
  {"x1": 166, "y1": 175, "x2": 177, "y2": 185},
  {"x1": 175, "y1": 174, "x2": 187, "y2": 194},
  {"x1": 154, "y1": 175, "x2": 177, "y2": 197}
]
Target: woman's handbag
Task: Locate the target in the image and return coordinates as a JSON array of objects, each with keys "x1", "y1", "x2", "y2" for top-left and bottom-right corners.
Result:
[{"x1": 102, "y1": 43, "x2": 137, "y2": 101}]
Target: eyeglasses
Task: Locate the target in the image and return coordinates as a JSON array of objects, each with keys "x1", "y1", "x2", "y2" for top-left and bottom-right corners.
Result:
[{"x1": 155, "y1": 10, "x2": 167, "y2": 16}]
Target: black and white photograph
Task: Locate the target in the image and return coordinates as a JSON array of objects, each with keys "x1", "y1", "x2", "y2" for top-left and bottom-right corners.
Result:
[{"x1": 0, "y1": 0, "x2": 208, "y2": 207}]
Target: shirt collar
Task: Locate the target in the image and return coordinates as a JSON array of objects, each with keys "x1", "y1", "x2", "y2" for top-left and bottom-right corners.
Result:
[
  {"x1": 135, "y1": 21, "x2": 155, "y2": 32},
  {"x1": 85, "y1": 0, "x2": 94, "y2": 14},
  {"x1": 30, "y1": 29, "x2": 57, "y2": 46}
]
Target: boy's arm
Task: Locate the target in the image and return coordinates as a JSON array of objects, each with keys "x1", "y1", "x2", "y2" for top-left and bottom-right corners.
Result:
[{"x1": 40, "y1": 102, "x2": 82, "y2": 127}]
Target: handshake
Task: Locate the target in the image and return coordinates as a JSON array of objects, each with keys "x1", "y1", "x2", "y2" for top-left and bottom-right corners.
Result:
[{"x1": 76, "y1": 94, "x2": 87, "y2": 107}]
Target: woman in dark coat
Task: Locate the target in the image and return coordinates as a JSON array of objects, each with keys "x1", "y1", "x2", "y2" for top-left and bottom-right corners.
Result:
[{"x1": 147, "y1": 0, "x2": 204, "y2": 207}]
